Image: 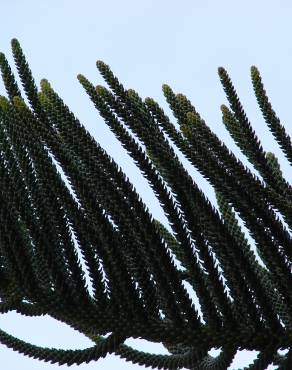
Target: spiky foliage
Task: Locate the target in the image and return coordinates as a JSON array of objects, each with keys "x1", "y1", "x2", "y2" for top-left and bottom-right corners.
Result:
[{"x1": 0, "y1": 39, "x2": 291, "y2": 370}]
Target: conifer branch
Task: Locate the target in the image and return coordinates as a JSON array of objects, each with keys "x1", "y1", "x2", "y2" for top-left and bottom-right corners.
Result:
[{"x1": 0, "y1": 39, "x2": 291, "y2": 369}]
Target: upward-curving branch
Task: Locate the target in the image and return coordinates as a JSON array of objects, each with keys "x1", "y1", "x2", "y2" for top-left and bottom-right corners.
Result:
[{"x1": 0, "y1": 39, "x2": 291, "y2": 369}]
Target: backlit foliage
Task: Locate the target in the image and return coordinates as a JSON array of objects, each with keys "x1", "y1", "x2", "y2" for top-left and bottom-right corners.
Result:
[{"x1": 0, "y1": 39, "x2": 291, "y2": 369}]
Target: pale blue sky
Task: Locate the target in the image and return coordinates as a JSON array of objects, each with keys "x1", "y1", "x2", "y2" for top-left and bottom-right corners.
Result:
[{"x1": 0, "y1": 0, "x2": 291, "y2": 369}]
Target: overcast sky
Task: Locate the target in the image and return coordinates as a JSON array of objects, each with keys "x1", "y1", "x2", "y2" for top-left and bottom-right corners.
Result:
[{"x1": 0, "y1": 1, "x2": 292, "y2": 369}]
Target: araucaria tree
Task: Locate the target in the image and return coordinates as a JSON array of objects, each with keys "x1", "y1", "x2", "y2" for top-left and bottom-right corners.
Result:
[{"x1": 0, "y1": 39, "x2": 291, "y2": 370}]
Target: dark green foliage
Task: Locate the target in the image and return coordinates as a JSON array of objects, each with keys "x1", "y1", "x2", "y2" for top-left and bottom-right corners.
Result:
[{"x1": 0, "y1": 39, "x2": 291, "y2": 369}]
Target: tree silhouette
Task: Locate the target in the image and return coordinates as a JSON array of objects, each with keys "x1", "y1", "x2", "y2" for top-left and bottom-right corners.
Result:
[{"x1": 0, "y1": 38, "x2": 291, "y2": 369}]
